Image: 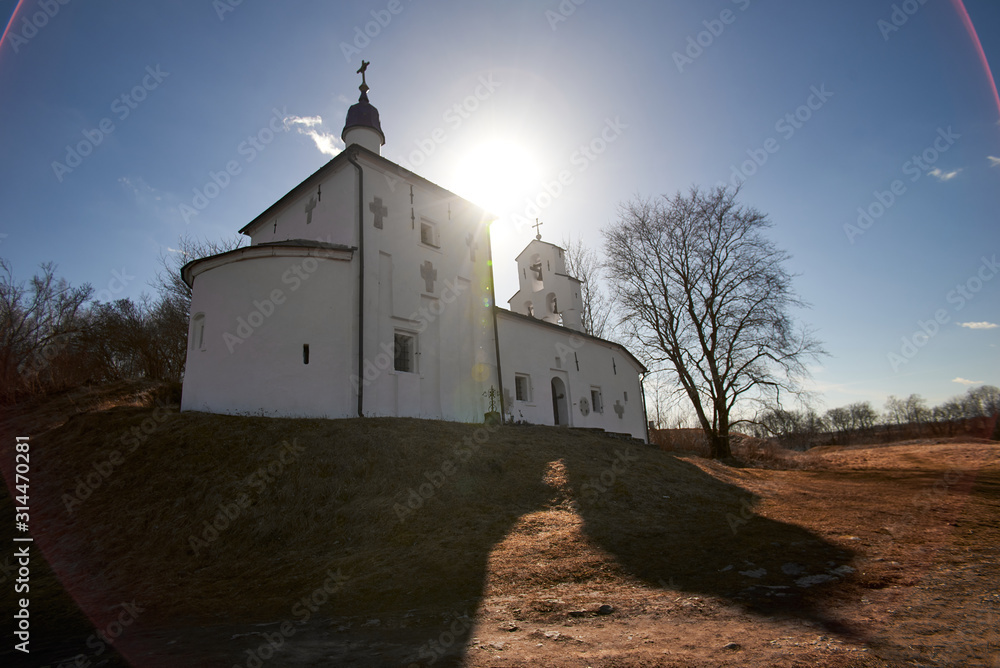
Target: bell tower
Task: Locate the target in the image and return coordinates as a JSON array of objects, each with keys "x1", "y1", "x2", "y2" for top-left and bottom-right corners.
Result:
[{"x1": 507, "y1": 222, "x2": 585, "y2": 332}]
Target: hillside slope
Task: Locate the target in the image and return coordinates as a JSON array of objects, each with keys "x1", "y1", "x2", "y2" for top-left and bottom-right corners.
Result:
[{"x1": 1, "y1": 384, "x2": 996, "y2": 666}]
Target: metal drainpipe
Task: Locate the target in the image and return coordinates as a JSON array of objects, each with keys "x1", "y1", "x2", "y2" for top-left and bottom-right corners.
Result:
[
  {"x1": 484, "y1": 223, "x2": 505, "y2": 424},
  {"x1": 640, "y1": 371, "x2": 651, "y2": 444},
  {"x1": 348, "y1": 148, "x2": 365, "y2": 417}
]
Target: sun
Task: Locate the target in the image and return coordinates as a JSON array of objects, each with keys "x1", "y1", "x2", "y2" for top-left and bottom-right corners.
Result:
[{"x1": 450, "y1": 139, "x2": 542, "y2": 219}]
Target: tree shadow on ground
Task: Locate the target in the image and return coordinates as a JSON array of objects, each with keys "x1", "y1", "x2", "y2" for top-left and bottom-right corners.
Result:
[{"x1": 2, "y1": 410, "x2": 871, "y2": 667}]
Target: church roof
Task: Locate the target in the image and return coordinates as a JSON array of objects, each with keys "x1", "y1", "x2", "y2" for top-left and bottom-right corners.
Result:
[
  {"x1": 180, "y1": 240, "x2": 356, "y2": 288},
  {"x1": 495, "y1": 307, "x2": 648, "y2": 374},
  {"x1": 513, "y1": 238, "x2": 574, "y2": 263},
  {"x1": 259, "y1": 239, "x2": 354, "y2": 251},
  {"x1": 238, "y1": 144, "x2": 494, "y2": 236}
]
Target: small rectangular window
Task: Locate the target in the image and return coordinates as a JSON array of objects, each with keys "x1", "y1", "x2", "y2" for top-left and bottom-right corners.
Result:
[
  {"x1": 420, "y1": 221, "x2": 438, "y2": 247},
  {"x1": 394, "y1": 331, "x2": 416, "y2": 373},
  {"x1": 192, "y1": 313, "x2": 206, "y2": 351},
  {"x1": 515, "y1": 374, "x2": 531, "y2": 402},
  {"x1": 591, "y1": 387, "x2": 603, "y2": 414},
  {"x1": 624, "y1": 391, "x2": 628, "y2": 402},
  {"x1": 303, "y1": 344, "x2": 309, "y2": 364}
]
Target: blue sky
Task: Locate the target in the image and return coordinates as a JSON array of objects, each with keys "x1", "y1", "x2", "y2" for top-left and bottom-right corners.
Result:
[{"x1": 1, "y1": 0, "x2": 997, "y2": 413}]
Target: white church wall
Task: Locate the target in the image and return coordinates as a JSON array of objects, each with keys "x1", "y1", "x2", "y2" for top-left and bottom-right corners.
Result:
[
  {"x1": 355, "y1": 155, "x2": 499, "y2": 422},
  {"x1": 496, "y1": 312, "x2": 646, "y2": 440},
  {"x1": 245, "y1": 161, "x2": 356, "y2": 248},
  {"x1": 181, "y1": 252, "x2": 356, "y2": 418}
]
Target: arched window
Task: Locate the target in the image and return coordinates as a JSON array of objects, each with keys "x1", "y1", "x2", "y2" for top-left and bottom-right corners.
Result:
[
  {"x1": 546, "y1": 292, "x2": 558, "y2": 314},
  {"x1": 529, "y1": 253, "x2": 544, "y2": 290}
]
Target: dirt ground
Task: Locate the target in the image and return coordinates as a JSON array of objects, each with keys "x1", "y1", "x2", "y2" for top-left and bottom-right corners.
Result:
[
  {"x1": 97, "y1": 439, "x2": 999, "y2": 668},
  {"x1": 2, "y1": 389, "x2": 997, "y2": 668},
  {"x1": 448, "y1": 440, "x2": 1000, "y2": 668}
]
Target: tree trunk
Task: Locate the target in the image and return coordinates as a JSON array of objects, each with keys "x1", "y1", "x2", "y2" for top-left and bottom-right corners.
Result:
[{"x1": 707, "y1": 431, "x2": 732, "y2": 459}]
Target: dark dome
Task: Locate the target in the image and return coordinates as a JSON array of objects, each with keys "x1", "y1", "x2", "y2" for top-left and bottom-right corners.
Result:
[{"x1": 341, "y1": 90, "x2": 385, "y2": 145}]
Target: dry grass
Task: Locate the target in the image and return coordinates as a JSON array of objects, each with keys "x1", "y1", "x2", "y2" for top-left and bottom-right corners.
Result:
[
  {"x1": 3, "y1": 383, "x2": 783, "y2": 627},
  {"x1": 4, "y1": 382, "x2": 996, "y2": 667},
  {"x1": 652, "y1": 428, "x2": 818, "y2": 469}
]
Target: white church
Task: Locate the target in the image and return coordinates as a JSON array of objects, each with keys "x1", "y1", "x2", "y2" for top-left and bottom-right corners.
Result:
[{"x1": 180, "y1": 66, "x2": 649, "y2": 441}]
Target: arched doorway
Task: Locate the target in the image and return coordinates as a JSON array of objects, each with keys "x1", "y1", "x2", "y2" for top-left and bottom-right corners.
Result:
[{"x1": 551, "y1": 377, "x2": 568, "y2": 426}]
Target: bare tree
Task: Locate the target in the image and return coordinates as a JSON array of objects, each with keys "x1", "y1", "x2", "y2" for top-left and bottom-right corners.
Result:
[
  {"x1": 963, "y1": 385, "x2": 1000, "y2": 418},
  {"x1": 153, "y1": 233, "x2": 246, "y2": 311},
  {"x1": 561, "y1": 235, "x2": 613, "y2": 339},
  {"x1": 150, "y1": 234, "x2": 245, "y2": 378},
  {"x1": 603, "y1": 186, "x2": 823, "y2": 459},
  {"x1": 847, "y1": 401, "x2": 878, "y2": 431},
  {"x1": 0, "y1": 260, "x2": 92, "y2": 401}
]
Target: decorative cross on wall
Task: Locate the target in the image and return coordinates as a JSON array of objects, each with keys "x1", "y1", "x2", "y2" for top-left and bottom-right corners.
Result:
[
  {"x1": 613, "y1": 400, "x2": 625, "y2": 419},
  {"x1": 420, "y1": 260, "x2": 437, "y2": 294},
  {"x1": 370, "y1": 197, "x2": 387, "y2": 229},
  {"x1": 305, "y1": 196, "x2": 317, "y2": 224},
  {"x1": 466, "y1": 232, "x2": 478, "y2": 262}
]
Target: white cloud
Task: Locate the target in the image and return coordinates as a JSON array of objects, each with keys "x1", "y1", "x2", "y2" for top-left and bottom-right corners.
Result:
[
  {"x1": 117, "y1": 176, "x2": 182, "y2": 225},
  {"x1": 958, "y1": 321, "x2": 998, "y2": 330},
  {"x1": 988, "y1": 155, "x2": 1000, "y2": 167},
  {"x1": 928, "y1": 167, "x2": 961, "y2": 182},
  {"x1": 952, "y1": 377, "x2": 983, "y2": 385},
  {"x1": 285, "y1": 115, "x2": 322, "y2": 128},
  {"x1": 284, "y1": 115, "x2": 344, "y2": 158}
]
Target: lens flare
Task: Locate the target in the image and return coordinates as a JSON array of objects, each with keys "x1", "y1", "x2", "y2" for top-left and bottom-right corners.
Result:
[{"x1": 951, "y1": 0, "x2": 1000, "y2": 121}]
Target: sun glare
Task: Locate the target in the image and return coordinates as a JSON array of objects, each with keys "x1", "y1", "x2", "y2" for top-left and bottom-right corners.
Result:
[{"x1": 451, "y1": 139, "x2": 542, "y2": 218}]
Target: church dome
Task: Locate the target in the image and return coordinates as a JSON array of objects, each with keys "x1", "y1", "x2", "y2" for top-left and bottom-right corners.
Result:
[{"x1": 341, "y1": 88, "x2": 385, "y2": 147}]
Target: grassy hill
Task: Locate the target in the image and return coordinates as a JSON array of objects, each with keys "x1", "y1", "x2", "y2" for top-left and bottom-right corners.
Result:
[{"x1": 2, "y1": 383, "x2": 996, "y2": 666}]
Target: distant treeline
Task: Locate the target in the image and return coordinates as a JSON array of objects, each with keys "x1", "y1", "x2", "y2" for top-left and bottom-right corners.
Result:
[
  {"x1": 752, "y1": 388, "x2": 1000, "y2": 449},
  {"x1": 0, "y1": 236, "x2": 241, "y2": 404}
]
